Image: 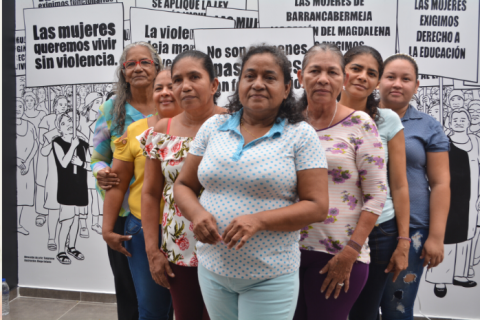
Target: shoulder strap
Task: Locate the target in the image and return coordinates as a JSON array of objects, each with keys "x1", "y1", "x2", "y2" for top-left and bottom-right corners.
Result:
[{"x1": 166, "y1": 118, "x2": 172, "y2": 134}]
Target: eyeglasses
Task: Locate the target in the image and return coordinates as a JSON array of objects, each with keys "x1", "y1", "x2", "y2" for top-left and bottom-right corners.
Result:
[
  {"x1": 123, "y1": 59, "x2": 155, "y2": 70},
  {"x1": 469, "y1": 108, "x2": 480, "y2": 113}
]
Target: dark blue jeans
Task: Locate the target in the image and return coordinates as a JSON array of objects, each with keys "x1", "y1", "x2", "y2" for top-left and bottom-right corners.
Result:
[
  {"x1": 124, "y1": 214, "x2": 172, "y2": 320},
  {"x1": 350, "y1": 218, "x2": 399, "y2": 320}
]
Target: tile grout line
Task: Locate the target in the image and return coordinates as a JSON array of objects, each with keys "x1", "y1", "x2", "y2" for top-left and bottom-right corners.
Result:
[{"x1": 56, "y1": 300, "x2": 80, "y2": 320}]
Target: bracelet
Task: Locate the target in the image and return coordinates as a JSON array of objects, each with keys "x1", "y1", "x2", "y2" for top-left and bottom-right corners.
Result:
[
  {"x1": 347, "y1": 240, "x2": 362, "y2": 253},
  {"x1": 397, "y1": 236, "x2": 411, "y2": 243}
]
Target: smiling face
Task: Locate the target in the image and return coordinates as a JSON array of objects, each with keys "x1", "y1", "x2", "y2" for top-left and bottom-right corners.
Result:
[
  {"x1": 344, "y1": 53, "x2": 380, "y2": 101},
  {"x1": 55, "y1": 98, "x2": 68, "y2": 114},
  {"x1": 171, "y1": 57, "x2": 218, "y2": 111},
  {"x1": 238, "y1": 53, "x2": 290, "y2": 116},
  {"x1": 379, "y1": 59, "x2": 419, "y2": 112},
  {"x1": 450, "y1": 96, "x2": 464, "y2": 109},
  {"x1": 298, "y1": 50, "x2": 344, "y2": 106},
  {"x1": 16, "y1": 101, "x2": 25, "y2": 119},
  {"x1": 153, "y1": 70, "x2": 182, "y2": 118},
  {"x1": 451, "y1": 111, "x2": 470, "y2": 132},
  {"x1": 123, "y1": 46, "x2": 157, "y2": 90}
]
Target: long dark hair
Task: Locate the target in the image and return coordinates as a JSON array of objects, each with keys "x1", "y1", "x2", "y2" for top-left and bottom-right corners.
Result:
[
  {"x1": 226, "y1": 45, "x2": 303, "y2": 124},
  {"x1": 297, "y1": 43, "x2": 345, "y2": 112},
  {"x1": 171, "y1": 50, "x2": 221, "y2": 104},
  {"x1": 343, "y1": 45, "x2": 384, "y2": 122}
]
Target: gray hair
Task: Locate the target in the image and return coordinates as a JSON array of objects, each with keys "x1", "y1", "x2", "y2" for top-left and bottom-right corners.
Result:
[{"x1": 112, "y1": 42, "x2": 162, "y2": 134}]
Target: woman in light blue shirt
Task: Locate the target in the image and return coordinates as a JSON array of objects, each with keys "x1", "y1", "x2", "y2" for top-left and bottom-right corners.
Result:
[{"x1": 174, "y1": 45, "x2": 329, "y2": 320}]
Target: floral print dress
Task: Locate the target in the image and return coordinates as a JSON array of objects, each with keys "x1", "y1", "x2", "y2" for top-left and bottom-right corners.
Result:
[
  {"x1": 138, "y1": 128, "x2": 198, "y2": 267},
  {"x1": 300, "y1": 111, "x2": 387, "y2": 263}
]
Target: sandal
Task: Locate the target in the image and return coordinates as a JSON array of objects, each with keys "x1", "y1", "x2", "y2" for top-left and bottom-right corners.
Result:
[
  {"x1": 35, "y1": 215, "x2": 46, "y2": 227},
  {"x1": 47, "y1": 240, "x2": 57, "y2": 251},
  {"x1": 57, "y1": 252, "x2": 71, "y2": 265},
  {"x1": 67, "y1": 247, "x2": 85, "y2": 261}
]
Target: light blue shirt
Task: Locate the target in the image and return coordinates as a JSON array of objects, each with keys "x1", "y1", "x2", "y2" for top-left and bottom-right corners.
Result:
[
  {"x1": 375, "y1": 108, "x2": 404, "y2": 224},
  {"x1": 189, "y1": 111, "x2": 328, "y2": 279}
]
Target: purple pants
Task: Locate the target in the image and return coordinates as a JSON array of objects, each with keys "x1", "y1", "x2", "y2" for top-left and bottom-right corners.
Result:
[
  {"x1": 294, "y1": 250, "x2": 369, "y2": 320},
  {"x1": 168, "y1": 263, "x2": 210, "y2": 320}
]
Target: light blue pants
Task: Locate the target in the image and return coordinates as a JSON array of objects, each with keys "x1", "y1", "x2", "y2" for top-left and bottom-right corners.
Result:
[{"x1": 198, "y1": 264, "x2": 299, "y2": 320}]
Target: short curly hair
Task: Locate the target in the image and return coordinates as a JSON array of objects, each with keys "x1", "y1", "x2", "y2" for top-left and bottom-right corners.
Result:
[{"x1": 226, "y1": 45, "x2": 304, "y2": 124}]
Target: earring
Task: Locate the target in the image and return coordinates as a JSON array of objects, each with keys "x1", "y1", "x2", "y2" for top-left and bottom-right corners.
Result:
[{"x1": 343, "y1": 86, "x2": 346, "y2": 91}]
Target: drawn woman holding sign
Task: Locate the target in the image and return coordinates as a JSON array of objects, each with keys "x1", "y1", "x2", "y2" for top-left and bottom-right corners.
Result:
[
  {"x1": 17, "y1": 98, "x2": 38, "y2": 236},
  {"x1": 53, "y1": 110, "x2": 90, "y2": 265},
  {"x1": 426, "y1": 109, "x2": 480, "y2": 296}
]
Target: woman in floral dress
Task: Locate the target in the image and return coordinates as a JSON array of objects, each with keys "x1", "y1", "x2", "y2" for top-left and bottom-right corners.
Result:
[
  {"x1": 139, "y1": 50, "x2": 224, "y2": 320},
  {"x1": 293, "y1": 43, "x2": 387, "y2": 320}
]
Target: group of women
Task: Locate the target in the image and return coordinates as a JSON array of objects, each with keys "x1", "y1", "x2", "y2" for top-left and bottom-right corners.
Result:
[{"x1": 91, "y1": 41, "x2": 450, "y2": 320}]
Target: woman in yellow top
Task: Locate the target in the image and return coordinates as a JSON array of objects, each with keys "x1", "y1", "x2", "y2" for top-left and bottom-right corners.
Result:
[{"x1": 102, "y1": 69, "x2": 182, "y2": 320}]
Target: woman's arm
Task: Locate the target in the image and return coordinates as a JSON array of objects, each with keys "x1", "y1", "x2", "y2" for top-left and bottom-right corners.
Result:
[
  {"x1": 385, "y1": 130, "x2": 410, "y2": 281},
  {"x1": 141, "y1": 156, "x2": 173, "y2": 288},
  {"x1": 423, "y1": 151, "x2": 450, "y2": 268},
  {"x1": 53, "y1": 138, "x2": 79, "y2": 168},
  {"x1": 102, "y1": 158, "x2": 135, "y2": 256}
]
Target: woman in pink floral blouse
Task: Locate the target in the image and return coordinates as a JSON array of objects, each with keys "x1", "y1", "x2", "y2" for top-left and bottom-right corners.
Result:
[
  {"x1": 293, "y1": 43, "x2": 387, "y2": 320},
  {"x1": 139, "y1": 50, "x2": 225, "y2": 320}
]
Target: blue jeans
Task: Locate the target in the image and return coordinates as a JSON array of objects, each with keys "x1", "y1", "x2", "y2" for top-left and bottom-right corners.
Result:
[
  {"x1": 124, "y1": 214, "x2": 172, "y2": 320},
  {"x1": 198, "y1": 264, "x2": 299, "y2": 320},
  {"x1": 350, "y1": 218, "x2": 399, "y2": 320},
  {"x1": 379, "y1": 227, "x2": 429, "y2": 320}
]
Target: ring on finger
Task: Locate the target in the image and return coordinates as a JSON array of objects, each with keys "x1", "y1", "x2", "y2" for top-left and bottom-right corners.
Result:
[{"x1": 337, "y1": 282, "x2": 345, "y2": 287}]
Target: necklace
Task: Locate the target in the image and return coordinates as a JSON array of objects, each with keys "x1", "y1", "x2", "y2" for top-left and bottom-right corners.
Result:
[
  {"x1": 307, "y1": 102, "x2": 337, "y2": 130},
  {"x1": 240, "y1": 119, "x2": 260, "y2": 139}
]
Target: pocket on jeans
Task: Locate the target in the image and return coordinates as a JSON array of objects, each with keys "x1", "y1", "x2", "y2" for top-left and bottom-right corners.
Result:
[
  {"x1": 377, "y1": 221, "x2": 398, "y2": 237},
  {"x1": 125, "y1": 216, "x2": 142, "y2": 236}
]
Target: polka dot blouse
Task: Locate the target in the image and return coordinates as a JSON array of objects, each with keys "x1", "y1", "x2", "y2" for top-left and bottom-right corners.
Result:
[{"x1": 189, "y1": 111, "x2": 328, "y2": 279}]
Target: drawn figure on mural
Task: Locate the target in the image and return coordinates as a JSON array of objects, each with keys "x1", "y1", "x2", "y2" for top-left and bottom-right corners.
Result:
[
  {"x1": 23, "y1": 91, "x2": 47, "y2": 138},
  {"x1": 426, "y1": 109, "x2": 480, "y2": 297},
  {"x1": 464, "y1": 90, "x2": 475, "y2": 105},
  {"x1": 468, "y1": 100, "x2": 480, "y2": 136},
  {"x1": 34, "y1": 87, "x2": 49, "y2": 114},
  {"x1": 52, "y1": 110, "x2": 90, "y2": 265},
  {"x1": 37, "y1": 95, "x2": 70, "y2": 250},
  {"x1": 79, "y1": 92, "x2": 104, "y2": 236},
  {"x1": 449, "y1": 90, "x2": 465, "y2": 110},
  {"x1": 17, "y1": 76, "x2": 26, "y2": 97},
  {"x1": 77, "y1": 85, "x2": 91, "y2": 110},
  {"x1": 16, "y1": 98, "x2": 38, "y2": 236}
]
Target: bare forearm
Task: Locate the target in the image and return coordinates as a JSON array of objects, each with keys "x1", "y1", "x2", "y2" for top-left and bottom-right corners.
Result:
[
  {"x1": 429, "y1": 183, "x2": 450, "y2": 241},
  {"x1": 350, "y1": 210, "x2": 379, "y2": 245},
  {"x1": 391, "y1": 185, "x2": 410, "y2": 239},
  {"x1": 142, "y1": 194, "x2": 161, "y2": 254},
  {"x1": 102, "y1": 188, "x2": 125, "y2": 234},
  {"x1": 255, "y1": 200, "x2": 327, "y2": 232},
  {"x1": 174, "y1": 183, "x2": 206, "y2": 222}
]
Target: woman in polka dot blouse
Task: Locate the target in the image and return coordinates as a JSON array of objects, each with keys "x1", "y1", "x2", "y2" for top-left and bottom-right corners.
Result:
[
  {"x1": 174, "y1": 45, "x2": 329, "y2": 320},
  {"x1": 294, "y1": 43, "x2": 387, "y2": 320}
]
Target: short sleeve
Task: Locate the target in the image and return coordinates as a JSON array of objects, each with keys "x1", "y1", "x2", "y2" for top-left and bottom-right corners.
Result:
[
  {"x1": 137, "y1": 128, "x2": 171, "y2": 160},
  {"x1": 294, "y1": 122, "x2": 328, "y2": 171},
  {"x1": 355, "y1": 117, "x2": 387, "y2": 216},
  {"x1": 384, "y1": 110, "x2": 404, "y2": 142},
  {"x1": 189, "y1": 115, "x2": 217, "y2": 157},
  {"x1": 113, "y1": 129, "x2": 134, "y2": 163},
  {"x1": 426, "y1": 119, "x2": 450, "y2": 152}
]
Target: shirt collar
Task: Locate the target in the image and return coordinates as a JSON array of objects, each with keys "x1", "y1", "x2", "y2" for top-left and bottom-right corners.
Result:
[
  {"x1": 125, "y1": 102, "x2": 152, "y2": 121},
  {"x1": 402, "y1": 105, "x2": 423, "y2": 121},
  {"x1": 218, "y1": 110, "x2": 286, "y2": 139}
]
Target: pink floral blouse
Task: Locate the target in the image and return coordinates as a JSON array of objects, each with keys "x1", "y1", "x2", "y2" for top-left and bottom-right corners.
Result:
[
  {"x1": 300, "y1": 111, "x2": 387, "y2": 263},
  {"x1": 138, "y1": 128, "x2": 198, "y2": 267}
]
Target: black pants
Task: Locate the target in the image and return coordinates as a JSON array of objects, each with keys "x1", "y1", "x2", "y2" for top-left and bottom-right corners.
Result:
[{"x1": 108, "y1": 216, "x2": 139, "y2": 320}]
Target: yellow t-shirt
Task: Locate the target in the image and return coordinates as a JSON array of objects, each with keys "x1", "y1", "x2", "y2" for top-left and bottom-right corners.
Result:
[{"x1": 113, "y1": 118, "x2": 163, "y2": 223}]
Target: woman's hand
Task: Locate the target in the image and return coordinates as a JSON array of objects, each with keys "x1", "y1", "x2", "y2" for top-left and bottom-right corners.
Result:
[
  {"x1": 97, "y1": 167, "x2": 120, "y2": 190},
  {"x1": 147, "y1": 249, "x2": 175, "y2": 289},
  {"x1": 385, "y1": 242, "x2": 410, "y2": 282},
  {"x1": 223, "y1": 215, "x2": 263, "y2": 250},
  {"x1": 320, "y1": 246, "x2": 358, "y2": 299},
  {"x1": 192, "y1": 211, "x2": 222, "y2": 245},
  {"x1": 420, "y1": 236, "x2": 444, "y2": 268},
  {"x1": 103, "y1": 231, "x2": 132, "y2": 257}
]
